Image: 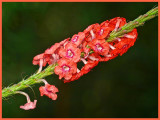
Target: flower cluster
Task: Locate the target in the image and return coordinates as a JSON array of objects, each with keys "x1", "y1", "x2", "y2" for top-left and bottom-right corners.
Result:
[
  {"x1": 13, "y1": 17, "x2": 138, "y2": 111},
  {"x1": 33, "y1": 17, "x2": 138, "y2": 83}
]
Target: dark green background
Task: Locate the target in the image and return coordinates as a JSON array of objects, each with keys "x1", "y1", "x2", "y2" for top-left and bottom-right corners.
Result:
[{"x1": 2, "y1": 2, "x2": 158, "y2": 118}]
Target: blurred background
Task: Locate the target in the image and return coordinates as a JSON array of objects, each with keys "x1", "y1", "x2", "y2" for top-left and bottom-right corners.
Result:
[{"x1": 2, "y1": 2, "x2": 158, "y2": 118}]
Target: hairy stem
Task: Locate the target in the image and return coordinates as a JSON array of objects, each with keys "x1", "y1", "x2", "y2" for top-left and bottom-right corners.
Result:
[
  {"x1": 2, "y1": 6, "x2": 158, "y2": 99},
  {"x1": 106, "y1": 7, "x2": 158, "y2": 42},
  {"x1": 2, "y1": 64, "x2": 57, "y2": 99}
]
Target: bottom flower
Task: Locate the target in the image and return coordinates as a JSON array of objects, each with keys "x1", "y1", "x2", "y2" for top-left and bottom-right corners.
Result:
[
  {"x1": 39, "y1": 79, "x2": 59, "y2": 100},
  {"x1": 20, "y1": 100, "x2": 37, "y2": 110},
  {"x1": 16, "y1": 91, "x2": 37, "y2": 110}
]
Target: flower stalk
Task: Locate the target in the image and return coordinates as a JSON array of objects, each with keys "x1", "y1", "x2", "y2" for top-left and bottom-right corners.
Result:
[
  {"x1": 2, "y1": 6, "x2": 158, "y2": 99},
  {"x1": 107, "y1": 7, "x2": 158, "y2": 42},
  {"x1": 2, "y1": 64, "x2": 57, "y2": 99}
]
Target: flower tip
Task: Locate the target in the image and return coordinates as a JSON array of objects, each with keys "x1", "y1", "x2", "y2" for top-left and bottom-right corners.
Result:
[{"x1": 51, "y1": 94, "x2": 58, "y2": 100}]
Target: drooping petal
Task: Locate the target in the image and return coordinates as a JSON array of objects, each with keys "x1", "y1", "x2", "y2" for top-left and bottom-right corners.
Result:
[{"x1": 20, "y1": 100, "x2": 37, "y2": 110}]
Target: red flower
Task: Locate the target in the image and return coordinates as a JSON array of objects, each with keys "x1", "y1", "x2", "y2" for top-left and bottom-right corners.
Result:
[
  {"x1": 83, "y1": 24, "x2": 96, "y2": 34},
  {"x1": 20, "y1": 100, "x2": 37, "y2": 110},
  {"x1": 45, "y1": 38, "x2": 69, "y2": 55},
  {"x1": 87, "y1": 52, "x2": 110, "y2": 62},
  {"x1": 108, "y1": 17, "x2": 126, "y2": 31},
  {"x1": 63, "y1": 72, "x2": 82, "y2": 83},
  {"x1": 44, "y1": 38, "x2": 70, "y2": 65},
  {"x1": 32, "y1": 39, "x2": 69, "y2": 67},
  {"x1": 39, "y1": 84, "x2": 58, "y2": 100},
  {"x1": 81, "y1": 60, "x2": 99, "y2": 74},
  {"x1": 32, "y1": 53, "x2": 47, "y2": 73},
  {"x1": 32, "y1": 53, "x2": 47, "y2": 67},
  {"x1": 16, "y1": 91, "x2": 37, "y2": 110},
  {"x1": 59, "y1": 42, "x2": 81, "y2": 62},
  {"x1": 84, "y1": 23, "x2": 99, "y2": 42},
  {"x1": 95, "y1": 20, "x2": 111, "y2": 39},
  {"x1": 64, "y1": 60, "x2": 99, "y2": 83},
  {"x1": 71, "y1": 32, "x2": 85, "y2": 46},
  {"x1": 87, "y1": 53, "x2": 100, "y2": 61},
  {"x1": 45, "y1": 43, "x2": 60, "y2": 55},
  {"x1": 111, "y1": 29, "x2": 138, "y2": 56},
  {"x1": 81, "y1": 41, "x2": 91, "y2": 58},
  {"x1": 99, "y1": 56, "x2": 110, "y2": 62},
  {"x1": 54, "y1": 58, "x2": 77, "y2": 80},
  {"x1": 88, "y1": 39, "x2": 110, "y2": 56},
  {"x1": 44, "y1": 54, "x2": 59, "y2": 65}
]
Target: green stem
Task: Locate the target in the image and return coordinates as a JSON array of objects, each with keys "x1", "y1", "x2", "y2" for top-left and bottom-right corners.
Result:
[
  {"x1": 2, "y1": 64, "x2": 57, "y2": 99},
  {"x1": 2, "y1": 6, "x2": 158, "y2": 99}
]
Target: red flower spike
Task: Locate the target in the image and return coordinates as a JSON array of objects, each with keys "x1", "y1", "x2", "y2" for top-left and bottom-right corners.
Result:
[
  {"x1": 54, "y1": 58, "x2": 77, "y2": 80},
  {"x1": 59, "y1": 42, "x2": 81, "y2": 62},
  {"x1": 88, "y1": 39, "x2": 110, "y2": 56},
  {"x1": 39, "y1": 84, "x2": 58, "y2": 100},
  {"x1": 71, "y1": 32, "x2": 85, "y2": 46},
  {"x1": 33, "y1": 17, "x2": 138, "y2": 83}
]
